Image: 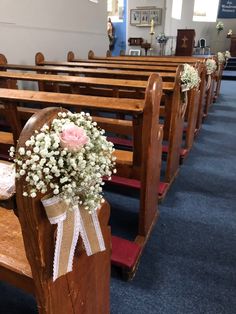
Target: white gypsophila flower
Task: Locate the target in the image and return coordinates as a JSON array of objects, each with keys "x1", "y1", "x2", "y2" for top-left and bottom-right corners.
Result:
[
  {"x1": 216, "y1": 21, "x2": 224, "y2": 32},
  {"x1": 18, "y1": 147, "x2": 25, "y2": 155},
  {"x1": 12, "y1": 111, "x2": 115, "y2": 212},
  {"x1": 206, "y1": 59, "x2": 217, "y2": 75},
  {"x1": 180, "y1": 64, "x2": 201, "y2": 91},
  {"x1": 224, "y1": 50, "x2": 231, "y2": 60},
  {"x1": 217, "y1": 52, "x2": 225, "y2": 64}
]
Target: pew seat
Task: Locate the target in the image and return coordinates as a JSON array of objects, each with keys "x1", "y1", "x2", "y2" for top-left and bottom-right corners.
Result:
[{"x1": 0, "y1": 206, "x2": 33, "y2": 293}]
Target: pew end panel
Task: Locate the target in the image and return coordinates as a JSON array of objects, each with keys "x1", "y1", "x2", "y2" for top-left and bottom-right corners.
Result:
[
  {"x1": 35, "y1": 52, "x2": 45, "y2": 65},
  {"x1": 0, "y1": 53, "x2": 8, "y2": 66},
  {"x1": 185, "y1": 87, "x2": 200, "y2": 150},
  {"x1": 67, "y1": 51, "x2": 75, "y2": 62},
  {"x1": 138, "y1": 73, "x2": 163, "y2": 236},
  {"x1": 0, "y1": 107, "x2": 111, "y2": 314},
  {"x1": 88, "y1": 50, "x2": 95, "y2": 60},
  {"x1": 162, "y1": 65, "x2": 184, "y2": 185},
  {"x1": 196, "y1": 62, "x2": 207, "y2": 131}
]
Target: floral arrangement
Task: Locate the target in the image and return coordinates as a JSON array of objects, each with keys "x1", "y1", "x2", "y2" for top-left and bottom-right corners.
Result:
[
  {"x1": 206, "y1": 59, "x2": 217, "y2": 75},
  {"x1": 216, "y1": 21, "x2": 224, "y2": 34},
  {"x1": 227, "y1": 29, "x2": 233, "y2": 37},
  {"x1": 217, "y1": 52, "x2": 225, "y2": 64},
  {"x1": 180, "y1": 64, "x2": 201, "y2": 91},
  {"x1": 224, "y1": 50, "x2": 231, "y2": 60},
  {"x1": 156, "y1": 33, "x2": 168, "y2": 44},
  {"x1": 10, "y1": 111, "x2": 116, "y2": 212}
]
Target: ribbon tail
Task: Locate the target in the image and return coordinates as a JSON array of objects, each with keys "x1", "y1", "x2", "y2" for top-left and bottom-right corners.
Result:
[
  {"x1": 181, "y1": 91, "x2": 188, "y2": 118},
  {"x1": 42, "y1": 195, "x2": 106, "y2": 281},
  {"x1": 56, "y1": 208, "x2": 80, "y2": 280},
  {"x1": 91, "y1": 210, "x2": 105, "y2": 252},
  {"x1": 79, "y1": 207, "x2": 106, "y2": 256},
  {"x1": 67, "y1": 205, "x2": 80, "y2": 272},
  {"x1": 53, "y1": 220, "x2": 64, "y2": 281},
  {"x1": 206, "y1": 74, "x2": 211, "y2": 91}
]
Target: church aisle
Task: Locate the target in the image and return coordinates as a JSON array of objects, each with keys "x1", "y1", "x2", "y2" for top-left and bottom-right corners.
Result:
[
  {"x1": 0, "y1": 81, "x2": 235, "y2": 314},
  {"x1": 110, "y1": 80, "x2": 236, "y2": 314}
]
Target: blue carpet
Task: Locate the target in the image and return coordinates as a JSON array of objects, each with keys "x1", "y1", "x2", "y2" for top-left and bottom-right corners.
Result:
[
  {"x1": 1, "y1": 81, "x2": 236, "y2": 313},
  {"x1": 109, "y1": 81, "x2": 236, "y2": 314}
]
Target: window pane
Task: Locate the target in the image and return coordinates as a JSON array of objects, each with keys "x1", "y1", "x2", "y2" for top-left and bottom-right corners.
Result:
[
  {"x1": 193, "y1": 0, "x2": 220, "y2": 22},
  {"x1": 172, "y1": 0, "x2": 183, "y2": 20}
]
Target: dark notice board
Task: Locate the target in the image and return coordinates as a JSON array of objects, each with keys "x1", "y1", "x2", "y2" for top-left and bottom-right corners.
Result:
[{"x1": 218, "y1": 0, "x2": 236, "y2": 19}]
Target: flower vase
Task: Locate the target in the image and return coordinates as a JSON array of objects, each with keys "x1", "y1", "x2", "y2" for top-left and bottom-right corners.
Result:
[{"x1": 159, "y1": 43, "x2": 165, "y2": 56}]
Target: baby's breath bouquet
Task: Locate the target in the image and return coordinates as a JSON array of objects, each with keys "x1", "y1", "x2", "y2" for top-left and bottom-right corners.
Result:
[
  {"x1": 10, "y1": 111, "x2": 116, "y2": 212},
  {"x1": 156, "y1": 33, "x2": 168, "y2": 44},
  {"x1": 206, "y1": 59, "x2": 217, "y2": 75},
  {"x1": 216, "y1": 21, "x2": 224, "y2": 34},
  {"x1": 217, "y1": 52, "x2": 225, "y2": 64},
  {"x1": 180, "y1": 64, "x2": 201, "y2": 92},
  {"x1": 224, "y1": 50, "x2": 231, "y2": 60}
]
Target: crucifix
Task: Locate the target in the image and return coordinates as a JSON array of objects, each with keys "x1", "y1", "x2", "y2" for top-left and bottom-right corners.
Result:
[{"x1": 181, "y1": 36, "x2": 188, "y2": 48}]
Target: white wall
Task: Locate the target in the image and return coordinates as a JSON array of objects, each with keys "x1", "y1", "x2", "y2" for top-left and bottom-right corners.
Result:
[
  {"x1": 0, "y1": 0, "x2": 107, "y2": 63},
  {"x1": 164, "y1": 0, "x2": 236, "y2": 54},
  {"x1": 0, "y1": 0, "x2": 235, "y2": 61},
  {"x1": 127, "y1": 0, "x2": 236, "y2": 56},
  {"x1": 127, "y1": 0, "x2": 166, "y2": 55}
]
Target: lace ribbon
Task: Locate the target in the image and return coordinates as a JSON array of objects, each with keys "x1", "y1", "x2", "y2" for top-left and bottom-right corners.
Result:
[
  {"x1": 181, "y1": 85, "x2": 189, "y2": 118},
  {"x1": 0, "y1": 162, "x2": 15, "y2": 200},
  {"x1": 206, "y1": 74, "x2": 212, "y2": 91},
  {"x1": 41, "y1": 194, "x2": 105, "y2": 281}
]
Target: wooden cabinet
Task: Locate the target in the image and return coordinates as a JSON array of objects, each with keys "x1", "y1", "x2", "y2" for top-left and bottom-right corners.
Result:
[
  {"x1": 175, "y1": 29, "x2": 195, "y2": 56},
  {"x1": 229, "y1": 36, "x2": 236, "y2": 57}
]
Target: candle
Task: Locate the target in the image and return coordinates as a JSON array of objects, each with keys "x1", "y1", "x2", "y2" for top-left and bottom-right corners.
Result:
[{"x1": 150, "y1": 19, "x2": 154, "y2": 33}]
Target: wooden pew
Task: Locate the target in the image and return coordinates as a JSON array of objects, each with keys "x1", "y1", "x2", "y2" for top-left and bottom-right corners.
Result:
[
  {"x1": 67, "y1": 51, "x2": 185, "y2": 67},
  {"x1": 36, "y1": 51, "x2": 207, "y2": 135},
  {"x1": 0, "y1": 53, "x2": 200, "y2": 192},
  {"x1": 0, "y1": 73, "x2": 163, "y2": 276},
  {"x1": 38, "y1": 52, "x2": 206, "y2": 155},
  {"x1": 4, "y1": 51, "x2": 207, "y2": 126},
  {"x1": 92, "y1": 51, "x2": 220, "y2": 104},
  {"x1": 0, "y1": 107, "x2": 111, "y2": 313},
  {"x1": 35, "y1": 52, "x2": 178, "y2": 72},
  {"x1": 88, "y1": 50, "x2": 208, "y2": 63},
  {"x1": 0, "y1": 54, "x2": 176, "y2": 82},
  {"x1": 0, "y1": 59, "x2": 184, "y2": 200},
  {"x1": 85, "y1": 50, "x2": 215, "y2": 123}
]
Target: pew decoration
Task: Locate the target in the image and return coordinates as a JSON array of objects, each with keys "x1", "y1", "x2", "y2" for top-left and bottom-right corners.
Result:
[
  {"x1": 216, "y1": 21, "x2": 224, "y2": 35},
  {"x1": 180, "y1": 63, "x2": 201, "y2": 116},
  {"x1": 217, "y1": 52, "x2": 225, "y2": 65},
  {"x1": 11, "y1": 111, "x2": 116, "y2": 281},
  {"x1": 224, "y1": 50, "x2": 231, "y2": 68},
  {"x1": 156, "y1": 33, "x2": 169, "y2": 56},
  {"x1": 205, "y1": 59, "x2": 217, "y2": 91},
  {"x1": 156, "y1": 33, "x2": 168, "y2": 44},
  {"x1": 0, "y1": 161, "x2": 15, "y2": 200}
]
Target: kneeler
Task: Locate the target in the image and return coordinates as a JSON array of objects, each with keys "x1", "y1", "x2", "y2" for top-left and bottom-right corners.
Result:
[{"x1": 0, "y1": 107, "x2": 111, "y2": 314}]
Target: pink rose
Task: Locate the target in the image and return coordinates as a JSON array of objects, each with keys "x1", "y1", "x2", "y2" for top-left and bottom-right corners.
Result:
[{"x1": 59, "y1": 124, "x2": 89, "y2": 152}]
